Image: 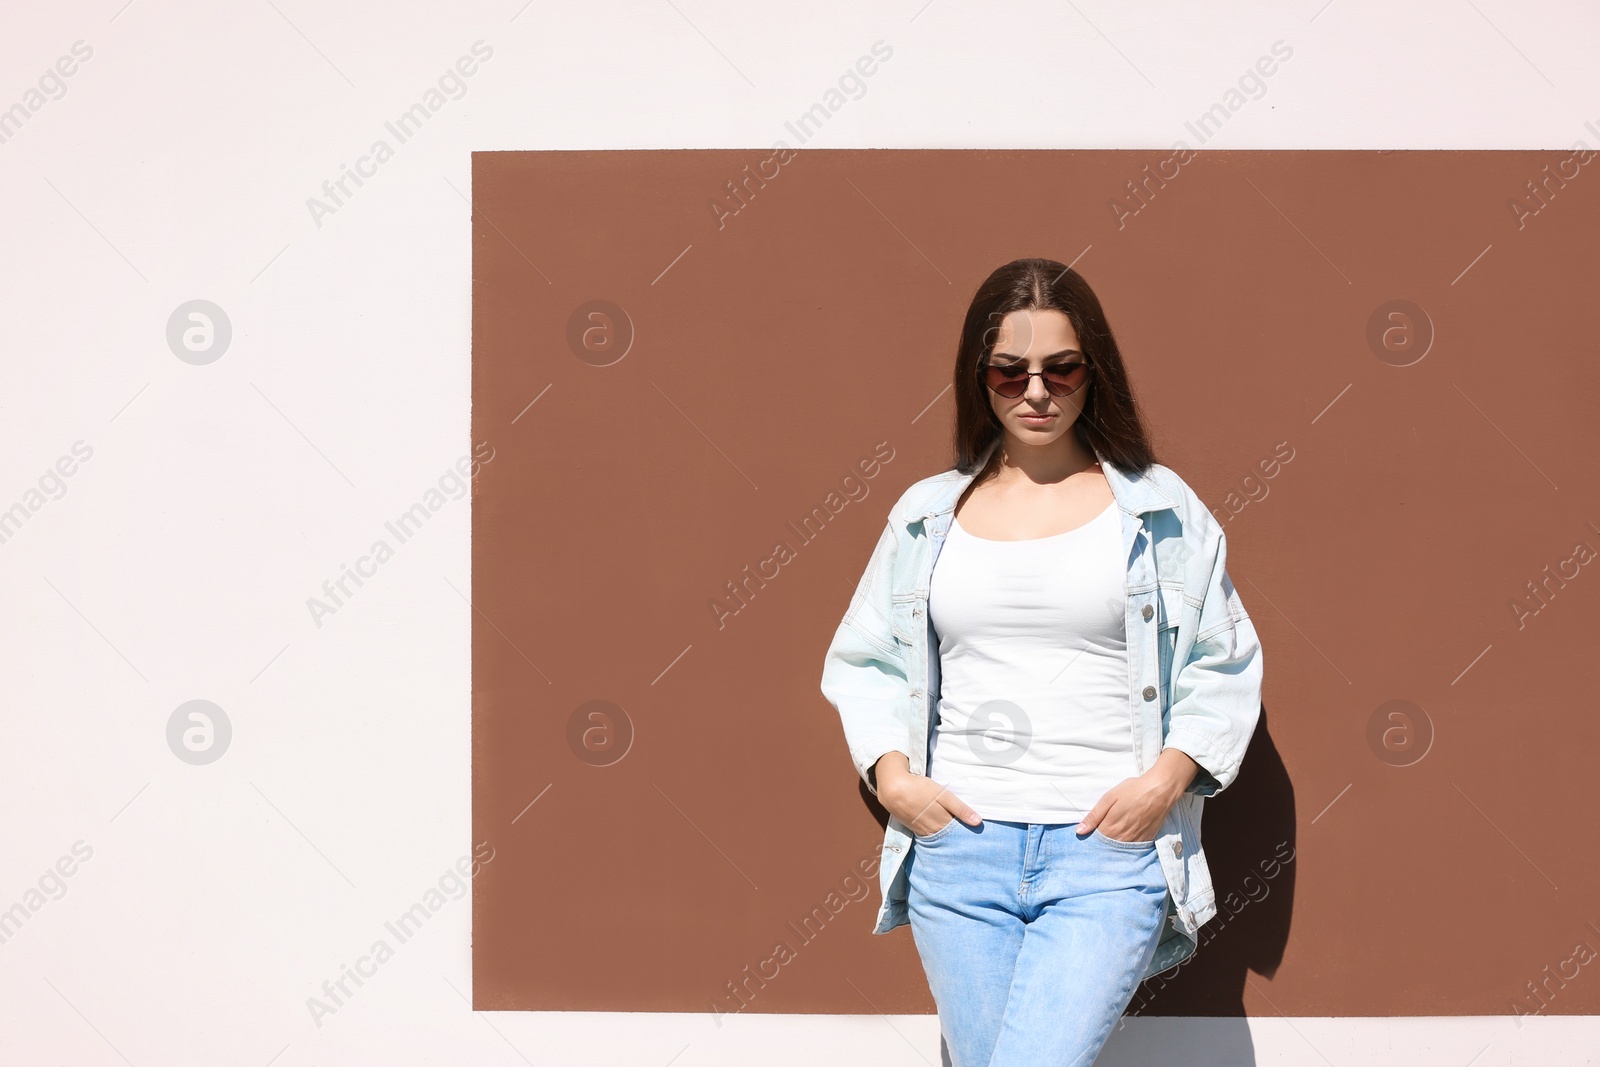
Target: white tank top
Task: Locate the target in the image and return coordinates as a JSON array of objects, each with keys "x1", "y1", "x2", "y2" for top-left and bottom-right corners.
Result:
[{"x1": 926, "y1": 499, "x2": 1137, "y2": 822}]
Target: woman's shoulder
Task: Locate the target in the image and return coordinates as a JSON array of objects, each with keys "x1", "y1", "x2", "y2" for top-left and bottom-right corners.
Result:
[
  {"x1": 1140, "y1": 460, "x2": 1188, "y2": 498},
  {"x1": 1138, "y1": 461, "x2": 1224, "y2": 540},
  {"x1": 884, "y1": 465, "x2": 970, "y2": 526}
]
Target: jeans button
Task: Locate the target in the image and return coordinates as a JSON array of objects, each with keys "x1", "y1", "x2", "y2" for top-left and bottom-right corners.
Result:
[
  {"x1": 1142, "y1": 604, "x2": 1154, "y2": 620},
  {"x1": 1173, "y1": 840, "x2": 1183, "y2": 857},
  {"x1": 1142, "y1": 685, "x2": 1157, "y2": 700}
]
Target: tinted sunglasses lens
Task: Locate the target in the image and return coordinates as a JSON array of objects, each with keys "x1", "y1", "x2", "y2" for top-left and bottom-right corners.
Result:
[
  {"x1": 1043, "y1": 363, "x2": 1090, "y2": 395},
  {"x1": 984, "y1": 366, "x2": 1028, "y2": 398}
]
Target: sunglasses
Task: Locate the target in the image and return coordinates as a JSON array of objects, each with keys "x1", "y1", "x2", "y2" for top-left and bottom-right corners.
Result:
[{"x1": 980, "y1": 358, "x2": 1094, "y2": 399}]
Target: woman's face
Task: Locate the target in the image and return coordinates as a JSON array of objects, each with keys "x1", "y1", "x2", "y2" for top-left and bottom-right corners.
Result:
[{"x1": 984, "y1": 308, "x2": 1090, "y2": 448}]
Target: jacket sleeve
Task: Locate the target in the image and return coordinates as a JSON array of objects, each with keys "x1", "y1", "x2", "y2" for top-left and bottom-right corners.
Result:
[
  {"x1": 819, "y1": 518, "x2": 912, "y2": 798},
  {"x1": 1161, "y1": 522, "x2": 1264, "y2": 797}
]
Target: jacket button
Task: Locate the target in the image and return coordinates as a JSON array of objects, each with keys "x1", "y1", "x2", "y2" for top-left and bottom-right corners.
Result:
[
  {"x1": 1142, "y1": 685, "x2": 1157, "y2": 701},
  {"x1": 912, "y1": 605, "x2": 923, "y2": 617},
  {"x1": 1142, "y1": 604, "x2": 1154, "y2": 620},
  {"x1": 1173, "y1": 840, "x2": 1183, "y2": 857}
]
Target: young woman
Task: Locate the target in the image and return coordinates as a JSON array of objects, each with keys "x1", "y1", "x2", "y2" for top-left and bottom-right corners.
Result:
[{"x1": 820, "y1": 258, "x2": 1264, "y2": 1066}]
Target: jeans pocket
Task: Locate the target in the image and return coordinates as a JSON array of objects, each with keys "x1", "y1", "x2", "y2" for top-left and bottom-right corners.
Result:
[
  {"x1": 914, "y1": 816, "x2": 960, "y2": 844},
  {"x1": 1091, "y1": 826, "x2": 1156, "y2": 850}
]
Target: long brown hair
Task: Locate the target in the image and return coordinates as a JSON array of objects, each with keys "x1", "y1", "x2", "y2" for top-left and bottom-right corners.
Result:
[{"x1": 952, "y1": 258, "x2": 1157, "y2": 478}]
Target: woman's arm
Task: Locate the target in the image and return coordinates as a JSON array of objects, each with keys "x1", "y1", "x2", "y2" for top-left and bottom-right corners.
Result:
[
  {"x1": 819, "y1": 520, "x2": 912, "y2": 799},
  {"x1": 1162, "y1": 524, "x2": 1265, "y2": 797}
]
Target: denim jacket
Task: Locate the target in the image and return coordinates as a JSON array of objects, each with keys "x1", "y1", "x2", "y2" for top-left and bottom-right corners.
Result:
[{"x1": 819, "y1": 437, "x2": 1264, "y2": 979}]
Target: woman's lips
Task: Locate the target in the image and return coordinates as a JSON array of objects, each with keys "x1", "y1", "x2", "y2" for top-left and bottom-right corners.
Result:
[{"x1": 1018, "y1": 413, "x2": 1056, "y2": 423}]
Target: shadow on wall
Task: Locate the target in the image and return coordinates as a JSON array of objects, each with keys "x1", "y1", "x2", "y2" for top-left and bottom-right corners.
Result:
[
  {"x1": 863, "y1": 705, "x2": 1293, "y2": 1066},
  {"x1": 1105, "y1": 708, "x2": 1295, "y2": 1065}
]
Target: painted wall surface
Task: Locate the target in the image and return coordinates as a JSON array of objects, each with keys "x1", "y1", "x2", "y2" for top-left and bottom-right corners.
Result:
[{"x1": 471, "y1": 148, "x2": 1599, "y2": 1019}]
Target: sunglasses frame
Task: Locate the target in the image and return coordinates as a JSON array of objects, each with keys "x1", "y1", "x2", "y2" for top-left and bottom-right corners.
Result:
[{"x1": 979, "y1": 358, "x2": 1095, "y2": 399}]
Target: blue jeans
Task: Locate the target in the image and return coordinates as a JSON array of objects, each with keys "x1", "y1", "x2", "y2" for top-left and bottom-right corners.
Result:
[{"x1": 906, "y1": 819, "x2": 1169, "y2": 1067}]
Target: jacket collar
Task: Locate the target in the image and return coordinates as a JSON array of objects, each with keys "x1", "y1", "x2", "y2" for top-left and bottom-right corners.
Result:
[{"x1": 904, "y1": 436, "x2": 1178, "y2": 525}]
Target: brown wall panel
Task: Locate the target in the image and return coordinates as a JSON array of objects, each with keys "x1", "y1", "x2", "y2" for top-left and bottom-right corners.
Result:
[{"x1": 471, "y1": 149, "x2": 1600, "y2": 1017}]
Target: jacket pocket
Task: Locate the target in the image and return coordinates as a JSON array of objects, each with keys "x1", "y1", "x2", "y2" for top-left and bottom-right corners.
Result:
[
  {"x1": 1157, "y1": 621, "x2": 1178, "y2": 703},
  {"x1": 890, "y1": 593, "x2": 921, "y2": 646}
]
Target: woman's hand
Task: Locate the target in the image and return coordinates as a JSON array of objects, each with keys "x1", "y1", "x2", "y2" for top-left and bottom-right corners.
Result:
[
  {"x1": 873, "y1": 753, "x2": 980, "y2": 837},
  {"x1": 1076, "y1": 748, "x2": 1199, "y2": 843}
]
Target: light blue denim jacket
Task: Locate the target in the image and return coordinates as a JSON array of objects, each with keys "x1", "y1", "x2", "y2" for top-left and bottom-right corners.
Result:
[{"x1": 819, "y1": 437, "x2": 1265, "y2": 979}]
